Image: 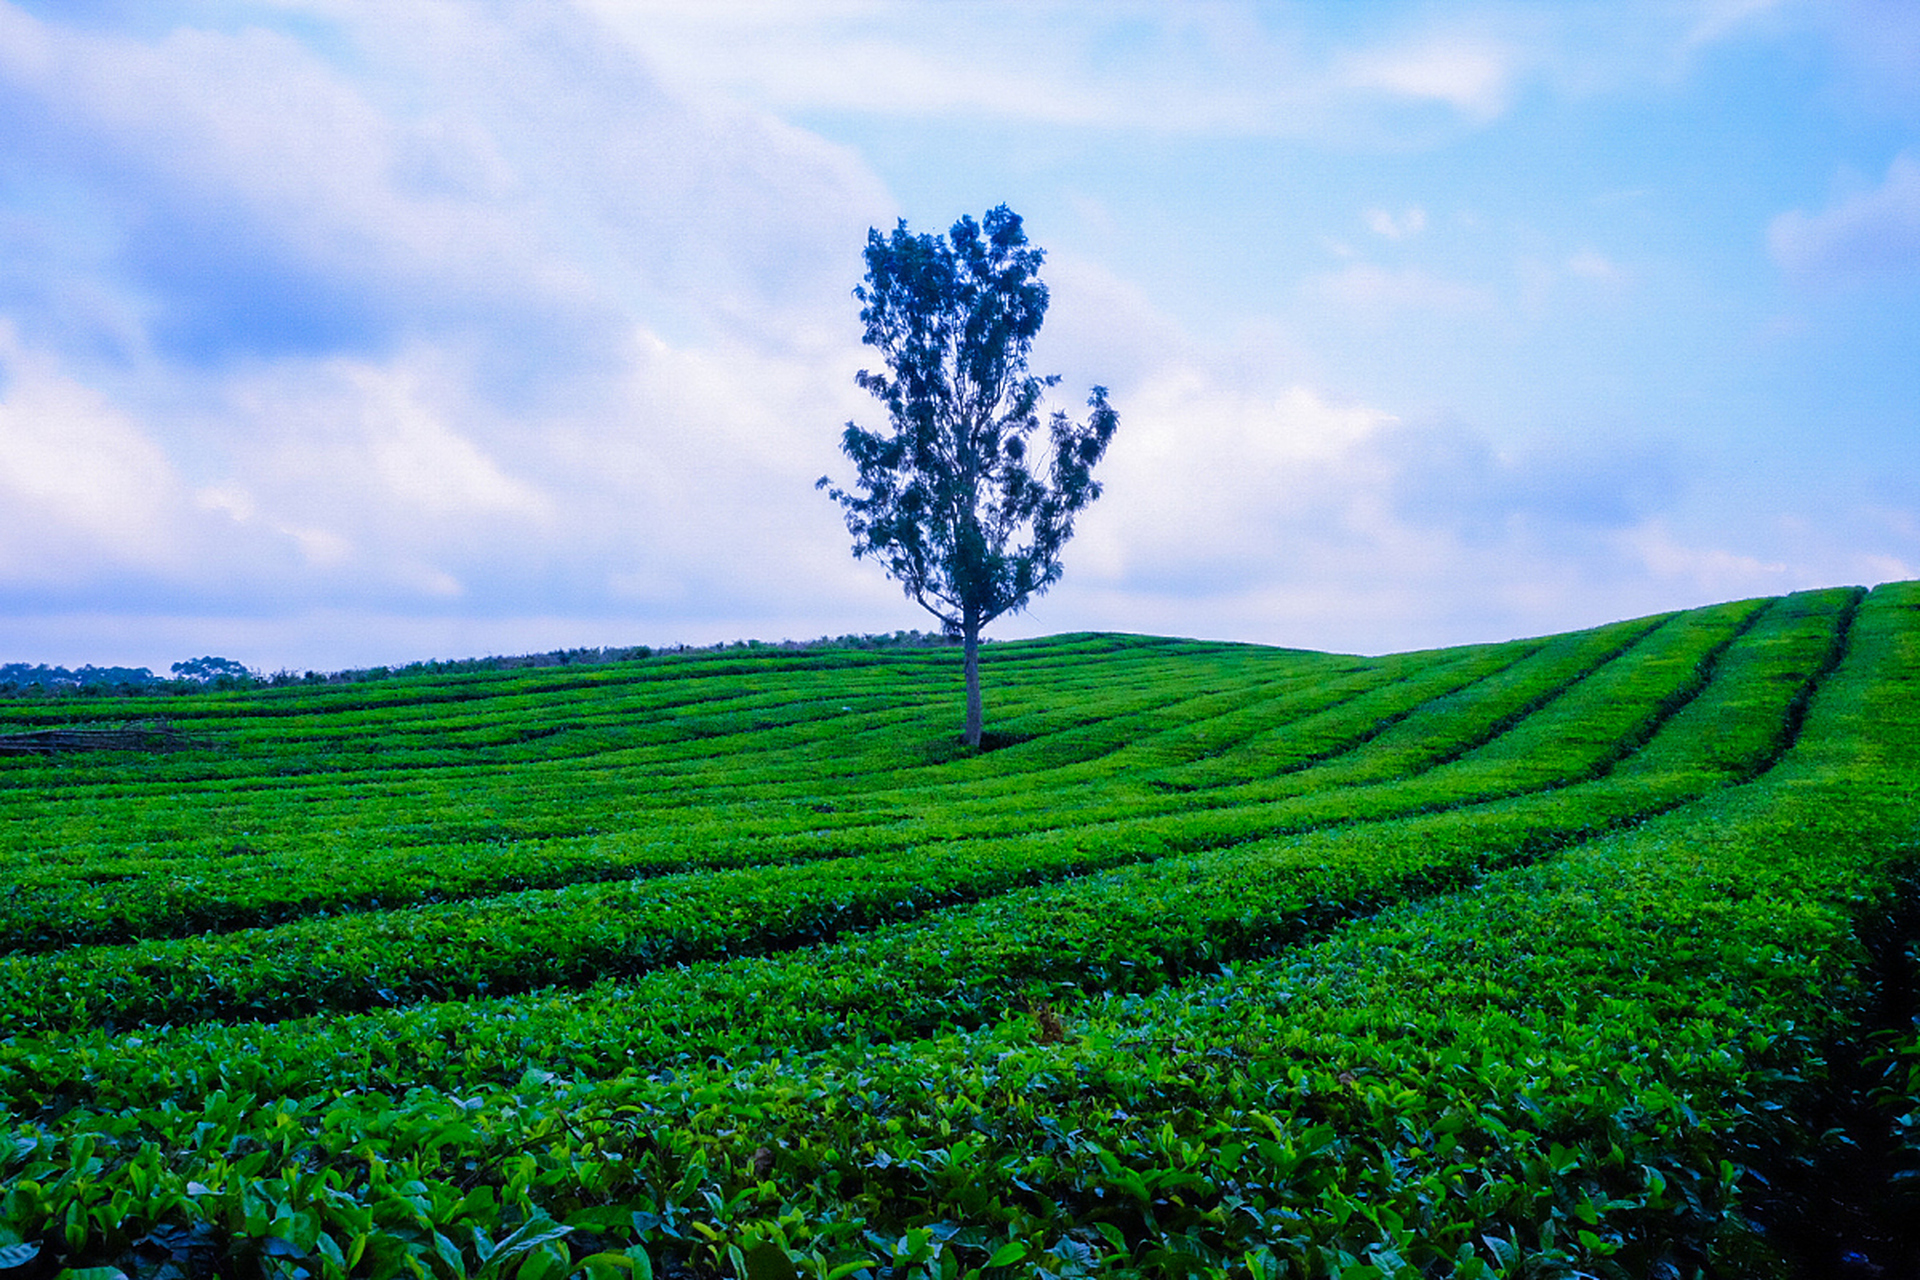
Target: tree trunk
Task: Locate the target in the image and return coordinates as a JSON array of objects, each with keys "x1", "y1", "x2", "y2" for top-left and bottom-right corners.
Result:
[{"x1": 962, "y1": 607, "x2": 983, "y2": 748}]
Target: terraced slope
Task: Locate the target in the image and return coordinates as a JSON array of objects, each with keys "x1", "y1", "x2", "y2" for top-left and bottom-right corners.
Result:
[{"x1": 2, "y1": 583, "x2": 1916, "y2": 1279}]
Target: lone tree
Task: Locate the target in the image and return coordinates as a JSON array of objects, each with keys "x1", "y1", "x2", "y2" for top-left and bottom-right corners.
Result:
[{"x1": 819, "y1": 205, "x2": 1118, "y2": 748}]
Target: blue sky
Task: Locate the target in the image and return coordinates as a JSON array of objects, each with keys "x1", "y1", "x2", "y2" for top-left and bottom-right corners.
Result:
[{"x1": 0, "y1": 0, "x2": 1916, "y2": 671}]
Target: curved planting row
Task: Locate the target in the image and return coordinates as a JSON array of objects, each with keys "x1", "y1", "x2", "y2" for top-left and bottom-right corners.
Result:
[
  {"x1": 0, "y1": 592, "x2": 1841, "y2": 1023},
  {"x1": 1, "y1": 583, "x2": 1910, "y2": 1280},
  {"x1": 0, "y1": 594, "x2": 1826, "y2": 954}
]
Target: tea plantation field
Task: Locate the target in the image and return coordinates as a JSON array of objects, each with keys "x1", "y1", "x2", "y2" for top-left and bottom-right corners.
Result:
[{"x1": 3, "y1": 583, "x2": 1918, "y2": 1279}]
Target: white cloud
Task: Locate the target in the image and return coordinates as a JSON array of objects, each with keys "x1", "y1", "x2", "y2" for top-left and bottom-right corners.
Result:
[
  {"x1": 577, "y1": 0, "x2": 1242, "y2": 129},
  {"x1": 1565, "y1": 249, "x2": 1621, "y2": 281},
  {"x1": 1769, "y1": 152, "x2": 1920, "y2": 283},
  {"x1": 0, "y1": 328, "x2": 188, "y2": 579},
  {"x1": 153, "y1": 321, "x2": 886, "y2": 626},
  {"x1": 1681, "y1": 0, "x2": 1790, "y2": 53},
  {"x1": 1038, "y1": 340, "x2": 1712, "y2": 654},
  {"x1": 1364, "y1": 206, "x2": 1428, "y2": 240},
  {"x1": 1339, "y1": 36, "x2": 1518, "y2": 123},
  {"x1": 1621, "y1": 520, "x2": 1789, "y2": 589},
  {"x1": 1066, "y1": 374, "x2": 1394, "y2": 594},
  {"x1": 1857, "y1": 552, "x2": 1919, "y2": 583},
  {"x1": 1308, "y1": 263, "x2": 1494, "y2": 316},
  {"x1": 569, "y1": 0, "x2": 1918, "y2": 148},
  {"x1": 349, "y1": 368, "x2": 551, "y2": 521},
  {"x1": 0, "y1": 1, "x2": 890, "y2": 368},
  {"x1": 0, "y1": 0, "x2": 1908, "y2": 671},
  {"x1": 0, "y1": 0, "x2": 900, "y2": 636},
  {"x1": 0, "y1": 9, "x2": 530, "y2": 355},
  {"x1": 574, "y1": 1, "x2": 1558, "y2": 139}
]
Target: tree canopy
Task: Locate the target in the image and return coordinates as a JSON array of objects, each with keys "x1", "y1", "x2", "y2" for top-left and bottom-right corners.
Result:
[{"x1": 820, "y1": 205, "x2": 1118, "y2": 746}]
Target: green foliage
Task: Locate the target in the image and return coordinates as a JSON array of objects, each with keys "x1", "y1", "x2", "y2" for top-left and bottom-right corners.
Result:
[{"x1": 1, "y1": 584, "x2": 1915, "y2": 1278}]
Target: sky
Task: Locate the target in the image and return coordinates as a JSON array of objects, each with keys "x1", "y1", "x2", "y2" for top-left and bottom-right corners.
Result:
[{"x1": 0, "y1": 0, "x2": 1916, "y2": 672}]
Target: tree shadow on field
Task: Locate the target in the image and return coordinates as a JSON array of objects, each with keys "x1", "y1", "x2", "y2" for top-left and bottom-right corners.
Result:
[{"x1": 914, "y1": 730, "x2": 1035, "y2": 764}]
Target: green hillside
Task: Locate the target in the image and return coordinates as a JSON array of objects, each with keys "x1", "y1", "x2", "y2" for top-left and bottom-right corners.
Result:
[{"x1": 3, "y1": 583, "x2": 1917, "y2": 1278}]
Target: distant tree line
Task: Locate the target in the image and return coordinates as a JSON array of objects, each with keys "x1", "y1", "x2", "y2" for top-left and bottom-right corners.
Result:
[
  {"x1": 0, "y1": 663, "x2": 170, "y2": 693},
  {"x1": 280, "y1": 631, "x2": 957, "y2": 685},
  {"x1": 0, "y1": 657, "x2": 259, "y2": 694},
  {"x1": 0, "y1": 631, "x2": 960, "y2": 698}
]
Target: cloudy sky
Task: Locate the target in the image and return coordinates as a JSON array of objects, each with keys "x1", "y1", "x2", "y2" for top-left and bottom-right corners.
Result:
[{"x1": 0, "y1": 0, "x2": 1915, "y2": 672}]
